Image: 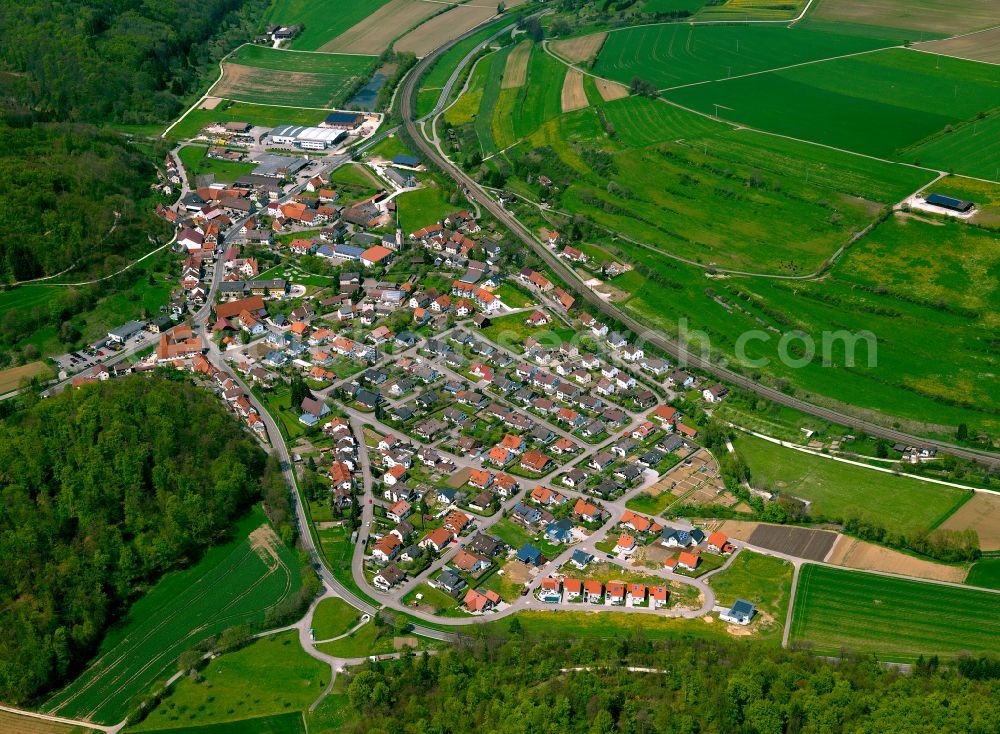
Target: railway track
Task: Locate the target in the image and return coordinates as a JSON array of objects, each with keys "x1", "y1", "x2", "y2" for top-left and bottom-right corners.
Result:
[{"x1": 398, "y1": 22, "x2": 1000, "y2": 469}]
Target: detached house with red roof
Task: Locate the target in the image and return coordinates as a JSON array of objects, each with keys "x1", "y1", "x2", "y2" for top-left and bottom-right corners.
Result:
[{"x1": 464, "y1": 588, "x2": 501, "y2": 613}]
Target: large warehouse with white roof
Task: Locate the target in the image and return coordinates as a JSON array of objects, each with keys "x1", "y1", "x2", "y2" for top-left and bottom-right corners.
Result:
[{"x1": 269, "y1": 125, "x2": 347, "y2": 150}]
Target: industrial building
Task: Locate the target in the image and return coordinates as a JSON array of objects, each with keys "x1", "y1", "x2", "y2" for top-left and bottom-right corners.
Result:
[{"x1": 269, "y1": 125, "x2": 347, "y2": 150}]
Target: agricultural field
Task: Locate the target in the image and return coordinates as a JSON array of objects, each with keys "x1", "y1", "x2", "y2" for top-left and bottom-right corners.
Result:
[
  {"x1": 707, "y1": 550, "x2": 793, "y2": 638},
  {"x1": 826, "y1": 536, "x2": 969, "y2": 583},
  {"x1": 319, "y1": 0, "x2": 442, "y2": 55},
  {"x1": 965, "y1": 558, "x2": 1000, "y2": 590},
  {"x1": 502, "y1": 40, "x2": 532, "y2": 89},
  {"x1": 166, "y1": 101, "x2": 327, "y2": 141},
  {"x1": 177, "y1": 146, "x2": 255, "y2": 185},
  {"x1": 134, "y1": 712, "x2": 305, "y2": 734},
  {"x1": 44, "y1": 509, "x2": 302, "y2": 724},
  {"x1": 212, "y1": 46, "x2": 376, "y2": 108},
  {"x1": 579, "y1": 168, "x2": 1000, "y2": 433},
  {"x1": 695, "y1": 0, "x2": 808, "y2": 21},
  {"x1": 473, "y1": 46, "x2": 513, "y2": 155},
  {"x1": 265, "y1": 0, "x2": 392, "y2": 51},
  {"x1": 544, "y1": 96, "x2": 934, "y2": 274},
  {"x1": 664, "y1": 48, "x2": 1000, "y2": 175},
  {"x1": 0, "y1": 711, "x2": 93, "y2": 734},
  {"x1": 789, "y1": 564, "x2": 1000, "y2": 661},
  {"x1": 809, "y1": 0, "x2": 1000, "y2": 37},
  {"x1": 561, "y1": 69, "x2": 588, "y2": 112},
  {"x1": 550, "y1": 32, "x2": 607, "y2": 65},
  {"x1": 900, "y1": 111, "x2": 1000, "y2": 182},
  {"x1": 592, "y1": 24, "x2": 899, "y2": 91},
  {"x1": 132, "y1": 633, "x2": 325, "y2": 731},
  {"x1": 937, "y1": 492, "x2": 1000, "y2": 552},
  {"x1": 734, "y1": 433, "x2": 972, "y2": 534},
  {"x1": 395, "y1": 4, "x2": 499, "y2": 58},
  {"x1": 916, "y1": 27, "x2": 1000, "y2": 65},
  {"x1": 0, "y1": 360, "x2": 51, "y2": 393}
]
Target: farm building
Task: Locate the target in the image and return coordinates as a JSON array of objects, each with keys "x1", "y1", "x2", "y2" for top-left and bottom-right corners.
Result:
[
  {"x1": 269, "y1": 125, "x2": 347, "y2": 150},
  {"x1": 925, "y1": 193, "x2": 974, "y2": 213},
  {"x1": 393, "y1": 154, "x2": 420, "y2": 167}
]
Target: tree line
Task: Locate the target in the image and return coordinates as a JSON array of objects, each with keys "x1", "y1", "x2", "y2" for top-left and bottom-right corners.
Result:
[
  {"x1": 0, "y1": 375, "x2": 271, "y2": 704},
  {"x1": 343, "y1": 635, "x2": 1000, "y2": 733}
]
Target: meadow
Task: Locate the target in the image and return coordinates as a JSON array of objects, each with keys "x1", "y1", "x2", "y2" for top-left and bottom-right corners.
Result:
[
  {"x1": 44, "y1": 509, "x2": 301, "y2": 724},
  {"x1": 166, "y1": 101, "x2": 327, "y2": 141},
  {"x1": 901, "y1": 110, "x2": 1000, "y2": 183},
  {"x1": 265, "y1": 0, "x2": 392, "y2": 51},
  {"x1": 395, "y1": 182, "x2": 455, "y2": 228},
  {"x1": 708, "y1": 551, "x2": 793, "y2": 639},
  {"x1": 213, "y1": 47, "x2": 376, "y2": 108},
  {"x1": 473, "y1": 46, "x2": 512, "y2": 155},
  {"x1": 789, "y1": 564, "x2": 1000, "y2": 660},
  {"x1": 538, "y1": 95, "x2": 933, "y2": 274},
  {"x1": 135, "y1": 713, "x2": 304, "y2": 734},
  {"x1": 311, "y1": 597, "x2": 361, "y2": 640},
  {"x1": 733, "y1": 433, "x2": 972, "y2": 534},
  {"x1": 592, "y1": 24, "x2": 898, "y2": 91},
  {"x1": 664, "y1": 48, "x2": 1000, "y2": 170},
  {"x1": 177, "y1": 146, "x2": 255, "y2": 185},
  {"x1": 132, "y1": 632, "x2": 325, "y2": 731}
]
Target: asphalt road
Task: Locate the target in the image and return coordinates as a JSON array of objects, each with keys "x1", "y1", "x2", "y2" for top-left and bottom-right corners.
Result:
[{"x1": 397, "y1": 21, "x2": 1000, "y2": 469}]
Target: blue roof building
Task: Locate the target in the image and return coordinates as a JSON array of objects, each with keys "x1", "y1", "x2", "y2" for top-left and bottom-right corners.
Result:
[
  {"x1": 392, "y1": 154, "x2": 420, "y2": 167},
  {"x1": 517, "y1": 544, "x2": 544, "y2": 566}
]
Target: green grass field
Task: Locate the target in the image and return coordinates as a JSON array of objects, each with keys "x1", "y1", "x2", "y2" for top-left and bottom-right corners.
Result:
[
  {"x1": 0, "y1": 248, "x2": 178, "y2": 359},
  {"x1": 734, "y1": 433, "x2": 971, "y2": 533},
  {"x1": 177, "y1": 146, "x2": 255, "y2": 185},
  {"x1": 708, "y1": 551, "x2": 793, "y2": 639},
  {"x1": 167, "y1": 101, "x2": 328, "y2": 141},
  {"x1": 265, "y1": 0, "x2": 392, "y2": 50},
  {"x1": 901, "y1": 111, "x2": 1000, "y2": 182},
  {"x1": 544, "y1": 95, "x2": 933, "y2": 274},
  {"x1": 395, "y1": 182, "x2": 453, "y2": 228},
  {"x1": 311, "y1": 597, "x2": 361, "y2": 640},
  {"x1": 966, "y1": 558, "x2": 1000, "y2": 590},
  {"x1": 481, "y1": 610, "x2": 731, "y2": 642},
  {"x1": 480, "y1": 312, "x2": 576, "y2": 355},
  {"x1": 133, "y1": 633, "x2": 325, "y2": 731},
  {"x1": 593, "y1": 24, "x2": 899, "y2": 91},
  {"x1": 493, "y1": 281, "x2": 536, "y2": 308},
  {"x1": 790, "y1": 564, "x2": 1000, "y2": 661},
  {"x1": 665, "y1": 49, "x2": 1000, "y2": 173},
  {"x1": 45, "y1": 508, "x2": 302, "y2": 724},
  {"x1": 133, "y1": 711, "x2": 305, "y2": 734},
  {"x1": 216, "y1": 46, "x2": 376, "y2": 108},
  {"x1": 474, "y1": 47, "x2": 512, "y2": 156}
]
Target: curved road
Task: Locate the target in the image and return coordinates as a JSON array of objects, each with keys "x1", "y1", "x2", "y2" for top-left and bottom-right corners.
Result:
[{"x1": 398, "y1": 24, "x2": 1000, "y2": 469}]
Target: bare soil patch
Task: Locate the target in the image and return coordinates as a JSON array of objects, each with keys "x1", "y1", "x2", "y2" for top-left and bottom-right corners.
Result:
[
  {"x1": 561, "y1": 69, "x2": 588, "y2": 112},
  {"x1": 393, "y1": 636, "x2": 419, "y2": 649},
  {"x1": 447, "y1": 466, "x2": 473, "y2": 488},
  {"x1": 938, "y1": 492, "x2": 1000, "y2": 551},
  {"x1": 502, "y1": 41, "x2": 532, "y2": 89},
  {"x1": 199, "y1": 96, "x2": 223, "y2": 110},
  {"x1": 0, "y1": 361, "x2": 51, "y2": 393},
  {"x1": 551, "y1": 32, "x2": 607, "y2": 64},
  {"x1": 321, "y1": 0, "x2": 440, "y2": 55},
  {"x1": 827, "y1": 535, "x2": 968, "y2": 582},
  {"x1": 504, "y1": 560, "x2": 533, "y2": 585},
  {"x1": 813, "y1": 0, "x2": 1000, "y2": 36},
  {"x1": 596, "y1": 78, "x2": 629, "y2": 101},
  {"x1": 395, "y1": 4, "x2": 497, "y2": 57},
  {"x1": 249, "y1": 523, "x2": 284, "y2": 569},
  {"x1": 717, "y1": 520, "x2": 760, "y2": 541},
  {"x1": 747, "y1": 524, "x2": 837, "y2": 561}
]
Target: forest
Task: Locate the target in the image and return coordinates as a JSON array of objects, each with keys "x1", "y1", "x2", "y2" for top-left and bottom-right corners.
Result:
[
  {"x1": 0, "y1": 375, "x2": 269, "y2": 704},
  {"x1": 0, "y1": 0, "x2": 270, "y2": 125},
  {"x1": 0, "y1": 121, "x2": 172, "y2": 282},
  {"x1": 347, "y1": 637, "x2": 1000, "y2": 734}
]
